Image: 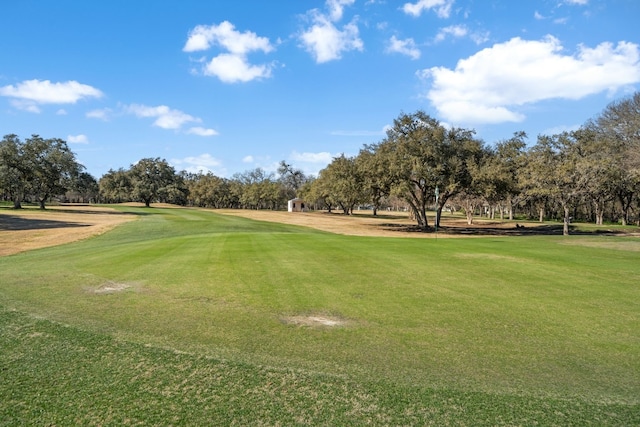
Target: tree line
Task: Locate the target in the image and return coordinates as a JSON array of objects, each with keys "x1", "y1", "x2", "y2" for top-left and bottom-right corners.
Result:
[
  {"x1": 302, "y1": 93, "x2": 640, "y2": 235},
  {"x1": 2, "y1": 92, "x2": 639, "y2": 235}
]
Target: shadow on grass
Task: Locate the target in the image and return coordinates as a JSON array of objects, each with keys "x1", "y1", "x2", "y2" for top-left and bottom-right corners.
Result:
[
  {"x1": 0, "y1": 215, "x2": 90, "y2": 231},
  {"x1": 379, "y1": 223, "x2": 633, "y2": 236}
]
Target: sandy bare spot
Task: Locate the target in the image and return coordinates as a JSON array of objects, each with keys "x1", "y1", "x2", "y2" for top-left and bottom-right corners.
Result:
[
  {"x1": 93, "y1": 282, "x2": 131, "y2": 294},
  {"x1": 0, "y1": 204, "x2": 135, "y2": 256},
  {"x1": 282, "y1": 315, "x2": 348, "y2": 327}
]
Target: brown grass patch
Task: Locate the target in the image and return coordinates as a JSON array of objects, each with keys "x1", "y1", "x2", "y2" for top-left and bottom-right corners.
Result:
[
  {"x1": 0, "y1": 204, "x2": 135, "y2": 256},
  {"x1": 216, "y1": 209, "x2": 436, "y2": 238},
  {"x1": 214, "y1": 209, "x2": 552, "y2": 238}
]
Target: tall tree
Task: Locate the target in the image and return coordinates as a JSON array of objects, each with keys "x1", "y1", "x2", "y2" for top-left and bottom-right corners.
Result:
[
  {"x1": 129, "y1": 158, "x2": 181, "y2": 207},
  {"x1": 277, "y1": 160, "x2": 307, "y2": 201},
  {"x1": 383, "y1": 111, "x2": 482, "y2": 230},
  {"x1": 0, "y1": 134, "x2": 29, "y2": 208},
  {"x1": 99, "y1": 168, "x2": 132, "y2": 203},
  {"x1": 356, "y1": 144, "x2": 396, "y2": 216},
  {"x1": 70, "y1": 172, "x2": 100, "y2": 203},
  {"x1": 594, "y1": 92, "x2": 640, "y2": 225},
  {"x1": 491, "y1": 132, "x2": 527, "y2": 219},
  {"x1": 316, "y1": 154, "x2": 365, "y2": 215},
  {"x1": 522, "y1": 132, "x2": 584, "y2": 235},
  {"x1": 23, "y1": 135, "x2": 83, "y2": 209}
]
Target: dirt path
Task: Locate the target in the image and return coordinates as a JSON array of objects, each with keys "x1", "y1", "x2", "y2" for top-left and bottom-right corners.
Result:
[{"x1": 0, "y1": 205, "x2": 135, "y2": 256}]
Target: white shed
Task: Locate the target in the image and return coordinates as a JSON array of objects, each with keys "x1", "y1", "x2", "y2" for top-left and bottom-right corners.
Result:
[{"x1": 288, "y1": 198, "x2": 307, "y2": 212}]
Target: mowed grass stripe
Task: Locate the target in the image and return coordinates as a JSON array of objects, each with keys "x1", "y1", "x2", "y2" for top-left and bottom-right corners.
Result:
[
  {"x1": 3, "y1": 306, "x2": 637, "y2": 425},
  {"x1": 0, "y1": 207, "x2": 638, "y2": 414}
]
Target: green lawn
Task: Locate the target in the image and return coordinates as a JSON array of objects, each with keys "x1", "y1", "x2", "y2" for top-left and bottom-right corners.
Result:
[{"x1": 1, "y1": 206, "x2": 639, "y2": 425}]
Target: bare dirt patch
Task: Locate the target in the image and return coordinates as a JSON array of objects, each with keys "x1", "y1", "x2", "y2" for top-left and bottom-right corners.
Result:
[
  {"x1": 282, "y1": 315, "x2": 348, "y2": 328},
  {"x1": 93, "y1": 281, "x2": 131, "y2": 294},
  {"x1": 0, "y1": 204, "x2": 135, "y2": 256}
]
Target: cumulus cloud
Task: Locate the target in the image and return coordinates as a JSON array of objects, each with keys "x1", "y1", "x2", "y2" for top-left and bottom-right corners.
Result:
[
  {"x1": 125, "y1": 104, "x2": 200, "y2": 129},
  {"x1": 386, "y1": 36, "x2": 421, "y2": 60},
  {"x1": 204, "y1": 53, "x2": 273, "y2": 83},
  {"x1": 419, "y1": 36, "x2": 640, "y2": 124},
  {"x1": 299, "y1": 1, "x2": 363, "y2": 63},
  {"x1": 187, "y1": 126, "x2": 219, "y2": 137},
  {"x1": 184, "y1": 21, "x2": 275, "y2": 83},
  {"x1": 86, "y1": 108, "x2": 113, "y2": 121},
  {"x1": 433, "y1": 25, "x2": 488, "y2": 45},
  {"x1": 402, "y1": 0, "x2": 455, "y2": 18},
  {"x1": 0, "y1": 79, "x2": 103, "y2": 112},
  {"x1": 327, "y1": 0, "x2": 356, "y2": 21},
  {"x1": 434, "y1": 25, "x2": 468, "y2": 43},
  {"x1": 290, "y1": 151, "x2": 334, "y2": 164},
  {"x1": 67, "y1": 134, "x2": 89, "y2": 144}
]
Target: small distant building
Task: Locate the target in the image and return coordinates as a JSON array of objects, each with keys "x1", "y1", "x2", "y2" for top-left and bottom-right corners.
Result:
[{"x1": 288, "y1": 198, "x2": 307, "y2": 212}]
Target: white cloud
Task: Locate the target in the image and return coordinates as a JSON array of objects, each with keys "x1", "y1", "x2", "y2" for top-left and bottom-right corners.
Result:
[
  {"x1": 289, "y1": 151, "x2": 336, "y2": 176},
  {"x1": 184, "y1": 21, "x2": 275, "y2": 83},
  {"x1": 433, "y1": 25, "x2": 488, "y2": 45},
  {"x1": 0, "y1": 79, "x2": 103, "y2": 104},
  {"x1": 419, "y1": 36, "x2": 640, "y2": 124},
  {"x1": 0, "y1": 79, "x2": 103, "y2": 112},
  {"x1": 67, "y1": 134, "x2": 89, "y2": 144},
  {"x1": 56, "y1": 109, "x2": 67, "y2": 115},
  {"x1": 386, "y1": 36, "x2": 421, "y2": 60},
  {"x1": 183, "y1": 21, "x2": 273, "y2": 55},
  {"x1": 434, "y1": 25, "x2": 468, "y2": 43},
  {"x1": 204, "y1": 53, "x2": 273, "y2": 83},
  {"x1": 125, "y1": 104, "x2": 200, "y2": 129},
  {"x1": 10, "y1": 99, "x2": 41, "y2": 113},
  {"x1": 565, "y1": 0, "x2": 588, "y2": 5},
  {"x1": 290, "y1": 151, "x2": 334, "y2": 164},
  {"x1": 543, "y1": 123, "x2": 581, "y2": 135},
  {"x1": 327, "y1": 0, "x2": 356, "y2": 21},
  {"x1": 299, "y1": 2, "x2": 363, "y2": 63},
  {"x1": 86, "y1": 108, "x2": 113, "y2": 121},
  {"x1": 171, "y1": 153, "x2": 224, "y2": 175},
  {"x1": 187, "y1": 126, "x2": 219, "y2": 137},
  {"x1": 402, "y1": 0, "x2": 455, "y2": 18}
]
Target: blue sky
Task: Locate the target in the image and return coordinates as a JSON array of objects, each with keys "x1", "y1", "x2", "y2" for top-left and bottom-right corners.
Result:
[{"x1": 1, "y1": 0, "x2": 639, "y2": 179}]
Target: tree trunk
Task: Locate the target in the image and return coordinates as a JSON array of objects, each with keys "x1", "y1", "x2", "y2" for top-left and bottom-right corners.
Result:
[
  {"x1": 507, "y1": 196, "x2": 514, "y2": 220},
  {"x1": 39, "y1": 198, "x2": 46, "y2": 210},
  {"x1": 563, "y1": 205, "x2": 570, "y2": 236},
  {"x1": 539, "y1": 207, "x2": 545, "y2": 223},
  {"x1": 594, "y1": 201, "x2": 604, "y2": 226},
  {"x1": 466, "y1": 209, "x2": 474, "y2": 225}
]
